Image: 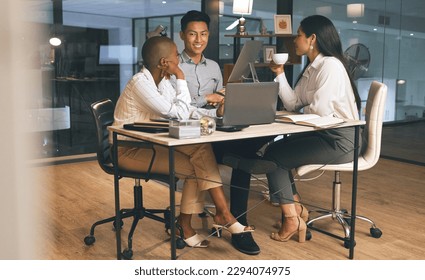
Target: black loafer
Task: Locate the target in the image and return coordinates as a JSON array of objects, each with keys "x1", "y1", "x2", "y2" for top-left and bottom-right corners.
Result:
[{"x1": 231, "y1": 232, "x2": 261, "y2": 255}]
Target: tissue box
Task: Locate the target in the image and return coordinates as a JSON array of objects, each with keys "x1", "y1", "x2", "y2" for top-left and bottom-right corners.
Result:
[{"x1": 169, "y1": 120, "x2": 201, "y2": 139}]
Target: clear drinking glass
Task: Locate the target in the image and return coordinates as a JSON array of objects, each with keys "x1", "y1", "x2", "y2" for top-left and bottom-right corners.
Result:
[{"x1": 200, "y1": 116, "x2": 216, "y2": 136}]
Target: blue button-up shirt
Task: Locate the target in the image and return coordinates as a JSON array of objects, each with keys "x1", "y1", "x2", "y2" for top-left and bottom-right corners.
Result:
[{"x1": 177, "y1": 50, "x2": 223, "y2": 108}]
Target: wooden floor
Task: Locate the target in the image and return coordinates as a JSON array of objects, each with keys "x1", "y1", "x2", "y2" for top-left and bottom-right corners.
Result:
[{"x1": 32, "y1": 157, "x2": 425, "y2": 260}]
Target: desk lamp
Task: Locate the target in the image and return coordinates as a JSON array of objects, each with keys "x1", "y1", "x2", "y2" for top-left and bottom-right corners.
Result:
[{"x1": 226, "y1": 0, "x2": 253, "y2": 35}]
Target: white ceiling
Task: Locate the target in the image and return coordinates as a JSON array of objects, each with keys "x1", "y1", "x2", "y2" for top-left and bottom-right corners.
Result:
[
  {"x1": 26, "y1": 0, "x2": 425, "y2": 34},
  {"x1": 28, "y1": 0, "x2": 425, "y2": 20}
]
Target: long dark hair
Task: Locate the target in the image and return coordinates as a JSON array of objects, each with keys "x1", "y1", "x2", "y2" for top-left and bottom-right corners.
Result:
[{"x1": 295, "y1": 15, "x2": 361, "y2": 111}]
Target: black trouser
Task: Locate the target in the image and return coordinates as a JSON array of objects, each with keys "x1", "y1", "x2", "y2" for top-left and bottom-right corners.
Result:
[{"x1": 212, "y1": 136, "x2": 274, "y2": 225}]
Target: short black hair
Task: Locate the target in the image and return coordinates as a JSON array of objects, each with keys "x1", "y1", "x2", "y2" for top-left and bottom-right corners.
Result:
[
  {"x1": 180, "y1": 10, "x2": 210, "y2": 32},
  {"x1": 141, "y1": 36, "x2": 175, "y2": 69}
]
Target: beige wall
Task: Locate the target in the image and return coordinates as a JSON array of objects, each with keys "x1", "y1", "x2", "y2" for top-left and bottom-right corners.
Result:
[{"x1": 0, "y1": 0, "x2": 42, "y2": 259}]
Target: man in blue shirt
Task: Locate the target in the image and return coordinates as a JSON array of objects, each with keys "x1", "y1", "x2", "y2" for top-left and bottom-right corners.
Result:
[
  {"x1": 178, "y1": 10, "x2": 224, "y2": 108},
  {"x1": 177, "y1": 10, "x2": 270, "y2": 255}
]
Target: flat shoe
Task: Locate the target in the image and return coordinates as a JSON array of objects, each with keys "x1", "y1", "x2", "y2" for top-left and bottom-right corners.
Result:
[{"x1": 231, "y1": 232, "x2": 260, "y2": 255}]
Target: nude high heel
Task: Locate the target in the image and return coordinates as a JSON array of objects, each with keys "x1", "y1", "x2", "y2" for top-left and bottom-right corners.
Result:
[
  {"x1": 298, "y1": 204, "x2": 309, "y2": 222},
  {"x1": 270, "y1": 216, "x2": 307, "y2": 243},
  {"x1": 273, "y1": 204, "x2": 309, "y2": 229}
]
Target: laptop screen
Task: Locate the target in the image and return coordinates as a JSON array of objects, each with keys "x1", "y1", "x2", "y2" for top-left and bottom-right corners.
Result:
[
  {"x1": 227, "y1": 40, "x2": 263, "y2": 83},
  {"x1": 220, "y1": 82, "x2": 279, "y2": 126}
]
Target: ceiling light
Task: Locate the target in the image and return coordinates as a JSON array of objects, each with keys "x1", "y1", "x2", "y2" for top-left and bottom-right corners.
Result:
[
  {"x1": 49, "y1": 37, "x2": 61, "y2": 47},
  {"x1": 316, "y1": 6, "x2": 332, "y2": 16},
  {"x1": 347, "y1": 3, "x2": 364, "y2": 18}
]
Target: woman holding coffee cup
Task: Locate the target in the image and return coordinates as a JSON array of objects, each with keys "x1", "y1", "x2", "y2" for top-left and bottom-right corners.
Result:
[{"x1": 264, "y1": 15, "x2": 361, "y2": 244}]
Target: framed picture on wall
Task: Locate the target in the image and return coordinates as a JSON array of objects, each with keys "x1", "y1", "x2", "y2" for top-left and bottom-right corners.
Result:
[
  {"x1": 263, "y1": 45, "x2": 276, "y2": 62},
  {"x1": 274, "y1": 14, "x2": 292, "y2": 34}
]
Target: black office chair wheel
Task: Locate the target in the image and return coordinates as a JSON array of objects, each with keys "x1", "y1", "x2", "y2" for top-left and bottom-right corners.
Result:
[
  {"x1": 176, "y1": 237, "x2": 186, "y2": 249},
  {"x1": 370, "y1": 227, "x2": 382, "y2": 238},
  {"x1": 306, "y1": 229, "x2": 312, "y2": 241},
  {"x1": 122, "y1": 248, "x2": 133, "y2": 260},
  {"x1": 84, "y1": 235, "x2": 95, "y2": 245},
  {"x1": 113, "y1": 220, "x2": 124, "y2": 230},
  {"x1": 343, "y1": 238, "x2": 356, "y2": 249}
]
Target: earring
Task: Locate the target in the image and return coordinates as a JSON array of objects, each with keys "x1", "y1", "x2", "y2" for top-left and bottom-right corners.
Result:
[{"x1": 310, "y1": 45, "x2": 314, "y2": 50}]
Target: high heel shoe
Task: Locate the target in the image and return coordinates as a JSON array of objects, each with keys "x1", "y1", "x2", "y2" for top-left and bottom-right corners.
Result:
[
  {"x1": 174, "y1": 222, "x2": 209, "y2": 248},
  {"x1": 273, "y1": 204, "x2": 309, "y2": 229},
  {"x1": 183, "y1": 233, "x2": 209, "y2": 248},
  {"x1": 270, "y1": 216, "x2": 306, "y2": 243},
  {"x1": 212, "y1": 222, "x2": 254, "y2": 238},
  {"x1": 298, "y1": 204, "x2": 309, "y2": 222}
]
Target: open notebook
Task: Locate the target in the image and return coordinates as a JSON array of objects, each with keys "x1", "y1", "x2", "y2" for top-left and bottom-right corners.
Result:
[{"x1": 275, "y1": 113, "x2": 345, "y2": 128}]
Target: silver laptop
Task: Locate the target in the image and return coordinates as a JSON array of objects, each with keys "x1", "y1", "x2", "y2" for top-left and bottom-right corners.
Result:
[
  {"x1": 217, "y1": 82, "x2": 279, "y2": 129},
  {"x1": 228, "y1": 40, "x2": 263, "y2": 83}
]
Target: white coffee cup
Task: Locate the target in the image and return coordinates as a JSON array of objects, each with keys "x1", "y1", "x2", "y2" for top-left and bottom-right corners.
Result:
[{"x1": 272, "y1": 53, "x2": 289, "y2": 65}]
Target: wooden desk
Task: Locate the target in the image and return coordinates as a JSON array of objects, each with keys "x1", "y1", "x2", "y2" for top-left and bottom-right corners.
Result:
[{"x1": 109, "y1": 120, "x2": 365, "y2": 260}]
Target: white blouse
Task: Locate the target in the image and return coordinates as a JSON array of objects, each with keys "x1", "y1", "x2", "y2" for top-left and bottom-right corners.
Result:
[
  {"x1": 113, "y1": 67, "x2": 217, "y2": 128},
  {"x1": 275, "y1": 53, "x2": 359, "y2": 120}
]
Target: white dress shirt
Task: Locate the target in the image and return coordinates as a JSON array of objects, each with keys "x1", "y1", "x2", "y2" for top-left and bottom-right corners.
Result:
[
  {"x1": 113, "y1": 67, "x2": 217, "y2": 129},
  {"x1": 275, "y1": 53, "x2": 359, "y2": 120}
]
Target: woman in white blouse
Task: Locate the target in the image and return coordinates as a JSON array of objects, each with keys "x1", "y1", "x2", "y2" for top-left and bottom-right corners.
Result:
[
  {"x1": 112, "y1": 36, "x2": 253, "y2": 248},
  {"x1": 264, "y1": 15, "x2": 361, "y2": 243}
]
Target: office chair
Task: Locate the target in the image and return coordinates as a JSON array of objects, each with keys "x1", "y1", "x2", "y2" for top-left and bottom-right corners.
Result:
[
  {"x1": 84, "y1": 98, "x2": 173, "y2": 259},
  {"x1": 296, "y1": 81, "x2": 387, "y2": 248}
]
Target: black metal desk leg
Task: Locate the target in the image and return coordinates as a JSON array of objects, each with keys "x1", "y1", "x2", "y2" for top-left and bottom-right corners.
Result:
[
  {"x1": 168, "y1": 147, "x2": 177, "y2": 260},
  {"x1": 113, "y1": 132, "x2": 122, "y2": 260},
  {"x1": 349, "y1": 125, "x2": 360, "y2": 259}
]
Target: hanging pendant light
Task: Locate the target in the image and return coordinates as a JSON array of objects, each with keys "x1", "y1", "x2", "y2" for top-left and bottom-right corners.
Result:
[
  {"x1": 49, "y1": 36, "x2": 61, "y2": 46},
  {"x1": 49, "y1": 0, "x2": 62, "y2": 47}
]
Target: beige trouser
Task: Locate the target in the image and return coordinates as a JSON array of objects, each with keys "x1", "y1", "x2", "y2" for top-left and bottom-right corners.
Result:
[{"x1": 117, "y1": 143, "x2": 222, "y2": 214}]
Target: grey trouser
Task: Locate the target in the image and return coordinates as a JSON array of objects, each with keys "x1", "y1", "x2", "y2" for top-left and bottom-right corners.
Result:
[{"x1": 263, "y1": 127, "x2": 360, "y2": 204}]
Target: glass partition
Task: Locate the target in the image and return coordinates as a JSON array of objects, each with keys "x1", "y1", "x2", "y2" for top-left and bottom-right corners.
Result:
[
  {"x1": 293, "y1": 0, "x2": 425, "y2": 122},
  {"x1": 25, "y1": 0, "x2": 425, "y2": 160}
]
